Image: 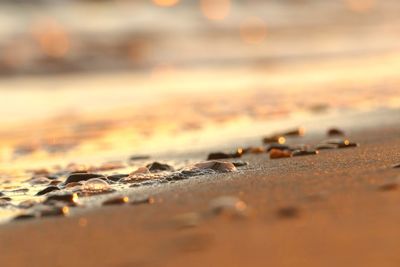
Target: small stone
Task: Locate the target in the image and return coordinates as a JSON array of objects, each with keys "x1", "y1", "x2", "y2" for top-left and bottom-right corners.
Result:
[
  {"x1": 131, "y1": 197, "x2": 155, "y2": 205},
  {"x1": 49, "y1": 180, "x2": 62, "y2": 186},
  {"x1": 269, "y1": 148, "x2": 292, "y2": 159},
  {"x1": 276, "y1": 206, "x2": 300, "y2": 218},
  {"x1": 44, "y1": 193, "x2": 78, "y2": 205},
  {"x1": 14, "y1": 213, "x2": 37, "y2": 221},
  {"x1": 263, "y1": 135, "x2": 286, "y2": 144},
  {"x1": 40, "y1": 206, "x2": 69, "y2": 217},
  {"x1": 266, "y1": 144, "x2": 290, "y2": 152},
  {"x1": 0, "y1": 192, "x2": 4, "y2": 197},
  {"x1": 130, "y1": 167, "x2": 150, "y2": 175},
  {"x1": 325, "y1": 139, "x2": 358, "y2": 148},
  {"x1": 207, "y1": 151, "x2": 241, "y2": 160},
  {"x1": 231, "y1": 160, "x2": 249, "y2": 167},
  {"x1": 242, "y1": 146, "x2": 265, "y2": 154},
  {"x1": 65, "y1": 182, "x2": 82, "y2": 188},
  {"x1": 208, "y1": 196, "x2": 248, "y2": 218},
  {"x1": 107, "y1": 174, "x2": 129, "y2": 182},
  {"x1": 0, "y1": 197, "x2": 12, "y2": 201},
  {"x1": 103, "y1": 196, "x2": 129, "y2": 206},
  {"x1": 129, "y1": 155, "x2": 150, "y2": 161},
  {"x1": 81, "y1": 178, "x2": 112, "y2": 194},
  {"x1": 193, "y1": 161, "x2": 237, "y2": 173},
  {"x1": 146, "y1": 162, "x2": 174, "y2": 172},
  {"x1": 18, "y1": 200, "x2": 38, "y2": 209},
  {"x1": 378, "y1": 183, "x2": 398, "y2": 191},
  {"x1": 393, "y1": 163, "x2": 400, "y2": 169},
  {"x1": 36, "y1": 186, "x2": 60, "y2": 196},
  {"x1": 327, "y1": 128, "x2": 345, "y2": 136},
  {"x1": 292, "y1": 150, "x2": 319, "y2": 157},
  {"x1": 65, "y1": 173, "x2": 105, "y2": 184}
]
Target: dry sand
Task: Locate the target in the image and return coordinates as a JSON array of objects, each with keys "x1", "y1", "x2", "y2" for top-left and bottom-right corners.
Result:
[{"x1": 1, "y1": 123, "x2": 400, "y2": 267}]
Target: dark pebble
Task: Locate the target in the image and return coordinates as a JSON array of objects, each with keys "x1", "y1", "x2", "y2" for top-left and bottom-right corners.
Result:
[
  {"x1": 0, "y1": 197, "x2": 12, "y2": 201},
  {"x1": 327, "y1": 128, "x2": 345, "y2": 136},
  {"x1": 378, "y1": 183, "x2": 398, "y2": 191},
  {"x1": 263, "y1": 135, "x2": 285, "y2": 144},
  {"x1": 44, "y1": 193, "x2": 78, "y2": 205},
  {"x1": 107, "y1": 174, "x2": 129, "y2": 182},
  {"x1": 0, "y1": 192, "x2": 4, "y2": 197},
  {"x1": 65, "y1": 173, "x2": 105, "y2": 184},
  {"x1": 269, "y1": 149, "x2": 292, "y2": 159},
  {"x1": 326, "y1": 139, "x2": 358, "y2": 148},
  {"x1": 14, "y1": 214, "x2": 37, "y2": 221},
  {"x1": 276, "y1": 206, "x2": 300, "y2": 218},
  {"x1": 207, "y1": 152, "x2": 241, "y2": 160},
  {"x1": 103, "y1": 196, "x2": 129, "y2": 206},
  {"x1": 266, "y1": 144, "x2": 290, "y2": 152},
  {"x1": 292, "y1": 150, "x2": 319, "y2": 157},
  {"x1": 393, "y1": 163, "x2": 400, "y2": 169},
  {"x1": 146, "y1": 162, "x2": 174, "y2": 172},
  {"x1": 231, "y1": 160, "x2": 249, "y2": 167},
  {"x1": 131, "y1": 197, "x2": 155, "y2": 205},
  {"x1": 36, "y1": 186, "x2": 60, "y2": 196},
  {"x1": 40, "y1": 206, "x2": 69, "y2": 217},
  {"x1": 129, "y1": 155, "x2": 150, "y2": 161}
]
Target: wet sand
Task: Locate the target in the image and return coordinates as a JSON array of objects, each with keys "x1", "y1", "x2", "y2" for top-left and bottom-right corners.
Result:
[{"x1": 1, "y1": 122, "x2": 399, "y2": 267}]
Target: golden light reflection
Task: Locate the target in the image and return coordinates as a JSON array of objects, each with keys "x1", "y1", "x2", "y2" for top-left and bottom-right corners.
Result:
[
  {"x1": 344, "y1": 0, "x2": 375, "y2": 13},
  {"x1": 240, "y1": 17, "x2": 268, "y2": 45},
  {"x1": 200, "y1": 0, "x2": 231, "y2": 21},
  {"x1": 152, "y1": 0, "x2": 179, "y2": 7},
  {"x1": 31, "y1": 18, "x2": 70, "y2": 58}
]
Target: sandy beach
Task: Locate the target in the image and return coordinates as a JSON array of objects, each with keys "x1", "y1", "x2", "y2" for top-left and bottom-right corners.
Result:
[{"x1": 1, "y1": 113, "x2": 399, "y2": 267}]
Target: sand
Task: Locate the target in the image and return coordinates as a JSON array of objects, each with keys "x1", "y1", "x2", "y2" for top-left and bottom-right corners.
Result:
[{"x1": 0, "y1": 122, "x2": 400, "y2": 267}]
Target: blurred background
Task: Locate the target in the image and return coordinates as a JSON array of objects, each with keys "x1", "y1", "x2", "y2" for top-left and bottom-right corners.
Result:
[{"x1": 0, "y1": 0, "x2": 400, "y2": 169}]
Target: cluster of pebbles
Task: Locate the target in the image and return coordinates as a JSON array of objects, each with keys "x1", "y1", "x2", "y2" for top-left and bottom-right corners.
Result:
[{"x1": 0, "y1": 126, "x2": 398, "y2": 224}]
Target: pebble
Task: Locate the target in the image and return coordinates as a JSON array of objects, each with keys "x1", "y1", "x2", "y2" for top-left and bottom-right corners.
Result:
[
  {"x1": 0, "y1": 197, "x2": 12, "y2": 201},
  {"x1": 269, "y1": 148, "x2": 292, "y2": 159},
  {"x1": 40, "y1": 206, "x2": 69, "y2": 217},
  {"x1": 65, "y1": 173, "x2": 105, "y2": 184},
  {"x1": 266, "y1": 144, "x2": 290, "y2": 152},
  {"x1": 146, "y1": 162, "x2": 174, "y2": 172},
  {"x1": 207, "y1": 151, "x2": 241, "y2": 160},
  {"x1": 129, "y1": 155, "x2": 150, "y2": 161},
  {"x1": 193, "y1": 161, "x2": 237, "y2": 173},
  {"x1": 393, "y1": 163, "x2": 400, "y2": 169},
  {"x1": 81, "y1": 178, "x2": 112, "y2": 194},
  {"x1": 325, "y1": 139, "x2": 358, "y2": 148},
  {"x1": 103, "y1": 196, "x2": 129, "y2": 206},
  {"x1": 107, "y1": 174, "x2": 129, "y2": 182},
  {"x1": 49, "y1": 180, "x2": 62, "y2": 186},
  {"x1": 276, "y1": 206, "x2": 300, "y2": 218},
  {"x1": 208, "y1": 196, "x2": 248, "y2": 218},
  {"x1": 292, "y1": 149, "x2": 319, "y2": 157},
  {"x1": 36, "y1": 186, "x2": 60, "y2": 196},
  {"x1": 242, "y1": 146, "x2": 265, "y2": 154},
  {"x1": 0, "y1": 192, "x2": 3, "y2": 197},
  {"x1": 44, "y1": 193, "x2": 78, "y2": 205},
  {"x1": 18, "y1": 200, "x2": 38, "y2": 209},
  {"x1": 14, "y1": 213, "x2": 37, "y2": 221},
  {"x1": 231, "y1": 160, "x2": 249, "y2": 167},
  {"x1": 263, "y1": 135, "x2": 286, "y2": 144},
  {"x1": 327, "y1": 128, "x2": 345, "y2": 136},
  {"x1": 130, "y1": 167, "x2": 150, "y2": 175},
  {"x1": 0, "y1": 199, "x2": 9, "y2": 207}
]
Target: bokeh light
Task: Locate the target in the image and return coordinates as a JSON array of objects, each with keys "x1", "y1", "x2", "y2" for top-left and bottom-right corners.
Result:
[{"x1": 200, "y1": 0, "x2": 231, "y2": 21}]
